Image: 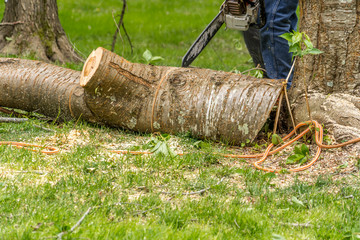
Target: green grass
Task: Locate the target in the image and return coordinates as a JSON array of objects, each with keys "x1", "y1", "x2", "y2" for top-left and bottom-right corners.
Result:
[
  {"x1": 0, "y1": 0, "x2": 253, "y2": 72},
  {"x1": 1, "y1": 118, "x2": 360, "y2": 239},
  {"x1": 1, "y1": 1, "x2": 360, "y2": 239}
]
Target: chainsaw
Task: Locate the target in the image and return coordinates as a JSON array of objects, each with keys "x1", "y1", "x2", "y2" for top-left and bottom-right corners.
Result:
[{"x1": 182, "y1": 0, "x2": 265, "y2": 67}]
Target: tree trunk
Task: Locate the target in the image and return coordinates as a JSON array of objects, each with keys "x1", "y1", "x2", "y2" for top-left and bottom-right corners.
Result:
[
  {"x1": 290, "y1": 0, "x2": 360, "y2": 148},
  {"x1": 79, "y1": 48, "x2": 282, "y2": 144},
  {"x1": 0, "y1": 0, "x2": 81, "y2": 63}
]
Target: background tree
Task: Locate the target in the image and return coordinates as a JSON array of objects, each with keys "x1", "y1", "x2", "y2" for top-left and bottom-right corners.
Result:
[
  {"x1": 290, "y1": 0, "x2": 360, "y2": 147},
  {"x1": 0, "y1": 0, "x2": 81, "y2": 63}
]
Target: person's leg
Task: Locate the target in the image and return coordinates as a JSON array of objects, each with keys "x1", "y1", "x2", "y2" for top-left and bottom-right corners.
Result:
[
  {"x1": 260, "y1": 0, "x2": 299, "y2": 88},
  {"x1": 242, "y1": 26, "x2": 265, "y2": 70}
]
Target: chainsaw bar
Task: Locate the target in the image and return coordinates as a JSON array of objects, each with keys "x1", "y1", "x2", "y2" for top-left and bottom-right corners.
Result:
[
  {"x1": 181, "y1": 0, "x2": 266, "y2": 68},
  {"x1": 181, "y1": 11, "x2": 225, "y2": 67}
]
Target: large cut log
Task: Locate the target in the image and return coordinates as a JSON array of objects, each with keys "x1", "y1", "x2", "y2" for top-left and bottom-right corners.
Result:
[
  {"x1": 0, "y1": 48, "x2": 282, "y2": 144},
  {"x1": 80, "y1": 47, "x2": 283, "y2": 144}
]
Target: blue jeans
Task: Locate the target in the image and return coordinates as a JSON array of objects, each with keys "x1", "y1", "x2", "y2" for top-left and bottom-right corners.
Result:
[
  {"x1": 261, "y1": 0, "x2": 299, "y2": 88},
  {"x1": 243, "y1": 0, "x2": 298, "y2": 88}
]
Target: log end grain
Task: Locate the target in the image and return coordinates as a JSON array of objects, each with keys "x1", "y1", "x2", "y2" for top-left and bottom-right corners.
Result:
[{"x1": 80, "y1": 47, "x2": 104, "y2": 87}]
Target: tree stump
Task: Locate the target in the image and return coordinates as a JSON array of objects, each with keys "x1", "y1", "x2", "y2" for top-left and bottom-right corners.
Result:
[
  {"x1": 0, "y1": 0, "x2": 81, "y2": 63},
  {"x1": 290, "y1": 0, "x2": 360, "y2": 149}
]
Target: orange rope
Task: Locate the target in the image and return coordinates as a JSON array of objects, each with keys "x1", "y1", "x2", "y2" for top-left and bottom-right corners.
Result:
[
  {"x1": 111, "y1": 120, "x2": 360, "y2": 173},
  {"x1": 2, "y1": 121, "x2": 359, "y2": 171},
  {"x1": 0, "y1": 141, "x2": 59, "y2": 155}
]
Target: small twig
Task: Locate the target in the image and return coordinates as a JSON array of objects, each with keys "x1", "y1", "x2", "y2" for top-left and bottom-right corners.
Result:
[
  {"x1": 274, "y1": 59, "x2": 297, "y2": 135},
  {"x1": 0, "y1": 21, "x2": 24, "y2": 26},
  {"x1": 67, "y1": 37, "x2": 85, "y2": 63},
  {"x1": 57, "y1": 207, "x2": 92, "y2": 240},
  {"x1": 111, "y1": 0, "x2": 127, "y2": 53},
  {"x1": 121, "y1": 22, "x2": 133, "y2": 55},
  {"x1": 234, "y1": 219, "x2": 241, "y2": 229},
  {"x1": 132, "y1": 206, "x2": 160, "y2": 216},
  {"x1": 336, "y1": 195, "x2": 354, "y2": 201},
  {"x1": 0, "y1": 170, "x2": 49, "y2": 175},
  {"x1": 273, "y1": 92, "x2": 284, "y2": 134},
  {"x1": 0, "y1": 117, "x2": 28, "y2": 123},
  {"x1": 279, "y1": 222, "x2": 313, "y2": 228},
  {"x1": 343, "y1": 195, "x2": 354, "y2": 199},
  {"x1": 241, "y1": 66, "x2": 266, "y2": 75},
  {"x1": 33, "y1": 124, "x2": 55, "y2": 132},
  {"x1": 284, "y1": 59, "x2": 297, "y2": 134},
  {"x1": 160, "y1": 177, "x2": 225, "y2": 196}
]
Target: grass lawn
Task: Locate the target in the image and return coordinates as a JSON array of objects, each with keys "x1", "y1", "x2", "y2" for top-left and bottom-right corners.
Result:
[{"x1": 1, "y1": 0, "x2": 360, "y2": 239}]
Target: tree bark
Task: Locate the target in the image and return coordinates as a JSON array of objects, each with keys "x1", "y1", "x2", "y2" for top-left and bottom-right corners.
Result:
[
  {"x1": 290, "y1": 0, "x2": 360, "y2": 148},
  {"x1": 0, "y1": 58, "x2": 95, "y2": 122},
  {"x1": 0, "y1": 0, "x2": 81, "y2": 63},
  {"x1": 80, "y1": 48, "x2": 282, "y2": 144}
]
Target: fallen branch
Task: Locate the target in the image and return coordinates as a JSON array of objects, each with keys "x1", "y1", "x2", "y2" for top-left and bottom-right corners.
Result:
[
  {"x1": 57, "y1": 207, "x2": 92, "y2": 240},
  {"x1": 0, "y1": 117, "x2": 28, "y2": 123},
  {"x1": 0, "y1": 106, "x2": 27, "y2": 118}
]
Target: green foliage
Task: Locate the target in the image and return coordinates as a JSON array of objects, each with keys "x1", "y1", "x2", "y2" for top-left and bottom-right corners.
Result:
[
  {"x1": 142, "y1": 49, "x2": 164, "y2": 64},
  {"x1": 143, "y1": 134, "x2": 175, "y2": 157},
  {"x1": 280, "y1": 31, "x2": 323, "y2": 59},
  {"x1": 271, "y1": 134, "x2": 283, "y2": 145},
  {"x1": 253, "y1": 69, "x2": 264, "y2": 78},
  {"x1": 286, "y1": 144, "x2": 310, "y2": 165}
]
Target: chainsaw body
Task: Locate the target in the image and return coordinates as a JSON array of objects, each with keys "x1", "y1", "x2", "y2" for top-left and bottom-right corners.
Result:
[{"x1": 222, "y1": 0, "x2": 260, "y2": 31}]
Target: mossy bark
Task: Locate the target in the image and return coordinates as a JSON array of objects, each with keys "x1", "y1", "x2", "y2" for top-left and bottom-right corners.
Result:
[{"x1": 0, "y1": 0, "x2": 81, "y2": 63}]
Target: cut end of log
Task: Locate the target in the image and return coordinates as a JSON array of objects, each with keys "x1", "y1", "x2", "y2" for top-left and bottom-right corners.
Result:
[{"x1": 80, "y1": 47, "x2": 104, "y2": 87}]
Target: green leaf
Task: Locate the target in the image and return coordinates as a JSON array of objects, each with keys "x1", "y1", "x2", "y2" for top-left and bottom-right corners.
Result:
[
  {"x1": 286, "y1": 154, "x2": 305, "y2": 164},
  {"x1": 303, "y1": 39, "x2": 313, "y2": 49},
  {"x1": 5, "y1": 37, "x2": 12, "y2": 41},
  {"x1": 292, "y1": 31, "x2": 303, "y2": 44},
  {"x1": 272, "y1": 234, "x2": 287, "y2": 240},
  {"x1": 253, "y1": 69, "x2": 264, "y2": 78},
  {"x1": 307, "y1": 48, "x2": 323, "y2": 55},
  {"x1": 294, "y1": 146, "x2": 302, "y2": 155},
  {"x1": 289, "y1": 43, "x2": 301, "y2": 54},
  {"x1": 142, "y1": 49, "x2": 153, "y2": 63},
  {"x1": 193, "y1": 141, "x2": 211, "y2": 150},
  {"x1": 280, "y1": 33, "x2": 293, "y2": 43},
  {"x1": 150, "y1": 56, "x2": 165, "y2": 62},
  {"x1": 291, "y1": 196, "x2": 305, "y2": 207},
  {"x1": 301, "y1": 144, "x2": 309, "y2": 155},
  {"x1": 271, "y1": 134, "x2": 283, "y2": 145},
  {"x1": 299, "y1": 156, "x2": 309, "y2": 165}
]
